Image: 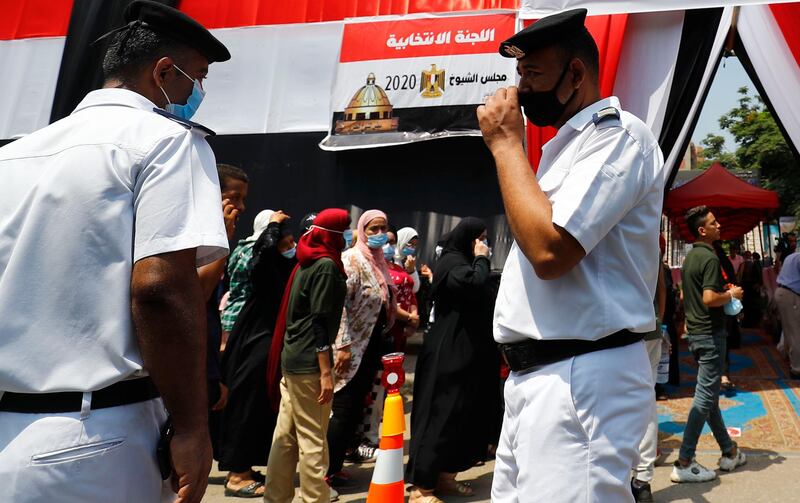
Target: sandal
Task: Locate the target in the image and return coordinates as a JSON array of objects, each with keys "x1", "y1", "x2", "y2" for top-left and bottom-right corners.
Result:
[
  {"x1": 437, "y1": 479, "x2": 474, "y2": 497},
  {"x1": 224, "y1": 480, "x2": 264, "y2": 498},
  {"x1": 408, "y1": 486, "x2": 445, "y2": 503},
  {"x1": 250, "y1": 470, "x2": 265, "y2": 483},
  {"x1": 208, "y1": 474, "x2": 229, "y2": 485},
  {"x1": 413, "y1": 496, "x2": 445, "y2": 503}
]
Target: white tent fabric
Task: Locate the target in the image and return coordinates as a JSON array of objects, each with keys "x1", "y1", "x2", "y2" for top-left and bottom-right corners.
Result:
[
  {"x1": 520, "y1": 0, "x2": 797, "y2": 17},
  {"x1": 738, "y1": 3, "x2": 800, "y2": 153},
  {"x1": 612, "y1": 10, "x2": 684, "y2": 140},
  {"x1": 191, "y1": 8, "x2": 719, "y2": 139},
  {"x1": 0, "y1": 37, "x2": 65, "y2": 139},
  {"x1": 192, "y1": 22, "x2": 343, "y2": 134}
]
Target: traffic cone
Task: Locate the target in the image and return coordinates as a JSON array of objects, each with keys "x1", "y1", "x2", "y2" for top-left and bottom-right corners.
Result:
[{"x1": 366, "y1": 353, "x2": 406, "y2": 503}]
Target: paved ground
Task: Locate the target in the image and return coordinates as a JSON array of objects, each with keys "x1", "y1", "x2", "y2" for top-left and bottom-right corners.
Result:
[
  {"x1": 203, "y1": 329, "x2": 800, "y2": 502},
  {"x1": 203, "y1": 452, "x2": 800, "y2": 502}
]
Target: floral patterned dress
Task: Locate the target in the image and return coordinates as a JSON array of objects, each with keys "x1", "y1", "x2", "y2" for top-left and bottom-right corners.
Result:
[{"x1": 333, "y1": 248, "x2": 386, "y2": 392}]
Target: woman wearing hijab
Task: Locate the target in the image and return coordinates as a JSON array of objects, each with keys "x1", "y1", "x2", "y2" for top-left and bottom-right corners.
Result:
[
  {"x1": 348, "y1": 228, "x2": 421, "y2": 464},
  {"x1": 395, "y1": 226, "x2": 422, "y2": 293},
  {"x1": 264, "y1": 209, "x2": 350, "y2": 503},
  {"x1": 385, "y1": 229, "x2": 420, "y2": 353},
  {"x1": 407, "y1": 217, "x2": 501, "y2": 503},
  {"x1": 326, "y1": 209, "x2": 398, "y2": 484},
  {"x1": 218, "y1": 211, "x2": 296, "y2": 497},
  {"x1": 220, "y1": 209, "x2": 274, "y2": 348}
]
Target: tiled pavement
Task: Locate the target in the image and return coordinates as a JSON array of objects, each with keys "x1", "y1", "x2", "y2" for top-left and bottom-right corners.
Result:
[{"x1": 203, "y1": 329, "x2": 800, "y2": 502}]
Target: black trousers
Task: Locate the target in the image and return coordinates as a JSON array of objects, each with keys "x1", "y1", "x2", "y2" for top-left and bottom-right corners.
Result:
[{"x1": 327, "y1": 333, "x2": 384, "y2": 476}]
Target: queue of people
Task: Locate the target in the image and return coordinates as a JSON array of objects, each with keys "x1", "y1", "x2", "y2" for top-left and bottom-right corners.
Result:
[
  {"x1": 209, "y1": 206, "x2": 502, "y2": 502},
  {"x1": 0, "y1": 4, "x2": 773, "y2": 503}
]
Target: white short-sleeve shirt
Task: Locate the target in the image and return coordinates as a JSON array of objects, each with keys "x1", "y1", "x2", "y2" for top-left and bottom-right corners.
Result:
[
  {"x1": 0, "y1": 89, "x2": 229, "y2": 393},
  {"x1": 494, "y1": 97, "x2": 666, "y2": 343}
]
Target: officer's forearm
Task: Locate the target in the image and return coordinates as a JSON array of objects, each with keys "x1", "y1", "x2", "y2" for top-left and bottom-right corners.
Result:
[
  {"x1": 492, "y1": 143, "x2": 584, "y2": 280},
  {"x1": 132, "y1": 250, "x2": 208, "y2": 433}
]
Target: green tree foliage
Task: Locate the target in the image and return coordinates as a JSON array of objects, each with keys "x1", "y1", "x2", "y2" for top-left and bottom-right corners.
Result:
[
  {"x1": 699, "y1": 133, "x2": 738, "y2": 170},
  {"x1": 704, "y1": 86, "x2": 800, "y2": 216}
]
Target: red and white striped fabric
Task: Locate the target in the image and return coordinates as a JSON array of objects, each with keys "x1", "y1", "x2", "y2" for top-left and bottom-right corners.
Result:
[
  {"x1": 0, "y1": 0, "x2": 72, "y2": 139},
  {"x1": 520, "y1": 0, "x2": 798, "y2": 16},
  {"x1": 523, "y1": 8, "x2": 732, "y2": 172},
  {"x1": 180, "y1": 0, "x2": 518, "y2": 134},
  {"x1": 3, "y1": 0, "x2": 800, "y2": 167},
  {"x1": 739, "y1": 3, "x2": 800, "y2": 154}
]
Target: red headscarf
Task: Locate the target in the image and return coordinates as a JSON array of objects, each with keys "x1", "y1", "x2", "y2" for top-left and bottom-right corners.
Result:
[{"x1": 267, "y1": 208, "x2": 350, "y2": 410}]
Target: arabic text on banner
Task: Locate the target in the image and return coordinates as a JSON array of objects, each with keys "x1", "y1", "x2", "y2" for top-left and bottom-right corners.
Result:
[{"x1": 320, "y1": 12, "x2": 518, "y2": 151}]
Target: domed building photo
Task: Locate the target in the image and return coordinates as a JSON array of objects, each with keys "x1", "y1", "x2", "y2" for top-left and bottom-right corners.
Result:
[{"x1": 335, "y1": 73, "x2": 399, "y2": 135}]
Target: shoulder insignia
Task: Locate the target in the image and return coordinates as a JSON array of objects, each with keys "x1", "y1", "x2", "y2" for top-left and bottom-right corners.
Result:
[
  {"x1": 592, "y1": 106, "x2": 620, "y2": 126},
  {"x1": 152, "y1": 108, "x2": 216, "y2": 136}
]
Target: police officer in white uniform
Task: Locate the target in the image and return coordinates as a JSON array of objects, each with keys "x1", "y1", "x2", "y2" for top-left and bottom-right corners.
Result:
[
  {"x1": 477, "y1": 9, "x2": 666, "y2": 502},
  {"x1": 0, "y1": 2, "x2": 230, "y2": 502}
]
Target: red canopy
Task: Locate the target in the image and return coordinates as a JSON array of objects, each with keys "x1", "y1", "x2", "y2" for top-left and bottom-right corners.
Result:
[{"x1": 664, "y1": 162, "x2": 779, "y2": 241}]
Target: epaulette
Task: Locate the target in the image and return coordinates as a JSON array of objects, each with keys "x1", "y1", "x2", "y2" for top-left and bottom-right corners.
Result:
[
  {"x1": 592, "y1": 106, "x2": 621, "y2": 126},
  {"x1": 152, "y1": 108, "x2": 216, "y2": 136}
]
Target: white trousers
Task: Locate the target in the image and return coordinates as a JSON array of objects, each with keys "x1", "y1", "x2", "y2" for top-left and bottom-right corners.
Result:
[
  {"x1": 634, "y1": 339, "x2": 662, "y2": 483},
  {"x1": 0, "y1": 396, "x2": 173, "y2": 503},
  {"x1": 492, "y1": 341, "x2": 652, "y2": 503}
]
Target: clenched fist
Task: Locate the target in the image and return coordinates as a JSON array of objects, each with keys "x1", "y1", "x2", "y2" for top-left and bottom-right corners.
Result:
[{"x1": 477, "y1": 87, "x2": 525, "y2": 154}]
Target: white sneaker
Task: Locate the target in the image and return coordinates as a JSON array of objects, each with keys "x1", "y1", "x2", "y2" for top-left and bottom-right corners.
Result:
[
  {"x1": 357, "y1": 441, "x2": 378, "y2": 462},
  {"x1": 670, "y1": 460, "x2": 718, "y2": 483},
  {"x1": 719, "y1": 449, "x2": 747, "y2": 471},
  {"x1": 330, "y1": 486, "x2": 339, "y2": 502}
]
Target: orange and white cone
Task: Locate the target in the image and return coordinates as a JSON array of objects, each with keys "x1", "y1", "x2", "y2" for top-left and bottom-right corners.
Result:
[{"x1": 366, "y1": 353, "x2": 406, "y2": 503}]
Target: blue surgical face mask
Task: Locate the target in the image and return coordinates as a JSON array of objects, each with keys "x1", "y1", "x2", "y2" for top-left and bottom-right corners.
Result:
[
  {"x1": 367, "y1": 232, "x2": 389, "y2": 249},
  {"x1": 402, "y1": 246, "x2": 416, "y2": 257},
  {"x1": 281, "y1": 246, "x2": 297, "y2": 259},
  {"x1": 160, "y1": 64, "x2": 206, "y2": 120},
  {"x1": 343, "y1": 229, "x2": 354, "y2": 248},
  {"x1": 383, "y1": 244, "x2": 396, "y2": 260}
]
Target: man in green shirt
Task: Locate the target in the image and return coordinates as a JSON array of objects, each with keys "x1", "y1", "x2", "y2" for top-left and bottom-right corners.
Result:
[{"x1": 672, "y1": 206, "x2": 745, "y2": 484}]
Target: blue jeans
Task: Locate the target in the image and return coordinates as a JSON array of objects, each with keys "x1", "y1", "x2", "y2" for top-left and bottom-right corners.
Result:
[{"x1": 679, "y1": 331, "x2": 735, "y2": 461}]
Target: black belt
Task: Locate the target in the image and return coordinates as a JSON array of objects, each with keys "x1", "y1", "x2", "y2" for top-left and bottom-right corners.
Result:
[
  {"x1": 778, "y1": 284, "x2": 800, "y2": 296},
  {"x1": 0, "y1": 377, "x2": 159, "y2": 413},
  {"x1": 499, "y1": 330, "x2": 644, "y2": 373}
]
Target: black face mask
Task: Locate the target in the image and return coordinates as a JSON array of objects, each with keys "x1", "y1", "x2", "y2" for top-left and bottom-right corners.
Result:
[{"x1": 518, "y1": 64, "x2": 576, "y2": 127}]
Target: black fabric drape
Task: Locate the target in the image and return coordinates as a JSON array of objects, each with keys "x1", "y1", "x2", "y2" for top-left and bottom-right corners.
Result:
[
  {"x1": 659, "y1": 8, "x2": 725, "y2": 192},
  {"x1": 207, "y1": 132, "x2": 506, "y2": 258},
  {"x1": 49, "y1": 0, "x2": 177, "y2": 123}
]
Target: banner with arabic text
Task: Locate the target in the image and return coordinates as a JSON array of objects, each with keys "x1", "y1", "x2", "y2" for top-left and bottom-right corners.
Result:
[{"x1": 319, "y1": 11, "x2": 518, "y2": 150}]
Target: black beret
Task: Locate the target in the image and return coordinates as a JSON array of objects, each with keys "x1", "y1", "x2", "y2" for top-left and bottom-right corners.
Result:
[
  {"x1": 499, "y1": 8, "x2": 587, "y2": 59},
  {"x1": 124, "y1": 0, "x2": 230, "y2": 63}
]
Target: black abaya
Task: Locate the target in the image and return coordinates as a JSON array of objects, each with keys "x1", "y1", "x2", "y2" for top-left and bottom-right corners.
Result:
[
  {"x1": 407, "y1": 218, "x2": 501, "y2": 489},
  {"x1": 218, "y1": 221, "x2": 295, "y2": 472}
]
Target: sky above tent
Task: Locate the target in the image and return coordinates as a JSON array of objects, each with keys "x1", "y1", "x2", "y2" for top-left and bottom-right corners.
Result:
[{"x1": 691, "y1": 55, "x2": 753, "y2": 153}]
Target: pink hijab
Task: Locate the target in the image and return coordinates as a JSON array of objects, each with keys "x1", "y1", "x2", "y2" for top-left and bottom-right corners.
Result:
[{"x1": 356, "y1": 209, "x2": 397, "y2": 324}]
